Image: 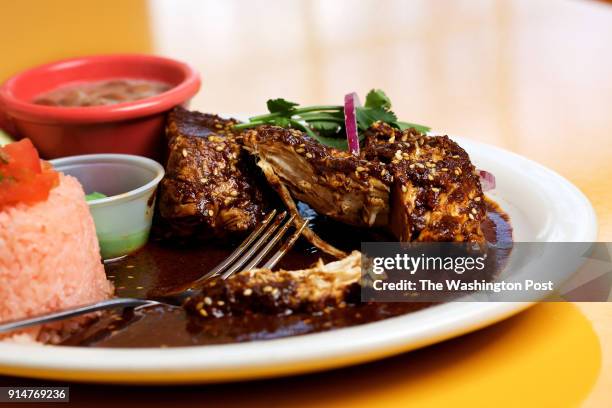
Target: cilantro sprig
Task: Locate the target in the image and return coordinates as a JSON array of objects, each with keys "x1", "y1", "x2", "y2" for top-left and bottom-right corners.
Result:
[{"x1": 233, "y1": 89, "x2": 430, "y2": 150}]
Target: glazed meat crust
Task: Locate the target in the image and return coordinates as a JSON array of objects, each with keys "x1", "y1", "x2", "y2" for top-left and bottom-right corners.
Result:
[
  {"x1": 243, "y1": 123, "x2": 486, "y2": 243},
  {"x1": 363, "y1": 122, "x2": 486, "y2": 242},
  {"x1": 158, "y1": 107, "x2": 265, "y2": 239}
]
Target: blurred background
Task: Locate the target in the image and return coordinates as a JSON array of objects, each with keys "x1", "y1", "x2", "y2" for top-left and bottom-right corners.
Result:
[{"x1": 1, "y1": 0, "x2": 611, "y2": 239}]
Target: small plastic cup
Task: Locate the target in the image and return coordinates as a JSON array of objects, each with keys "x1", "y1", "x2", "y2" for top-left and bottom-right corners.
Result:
[{"x1": 50, "y1": 154, "x2": 165, "y2": 260}]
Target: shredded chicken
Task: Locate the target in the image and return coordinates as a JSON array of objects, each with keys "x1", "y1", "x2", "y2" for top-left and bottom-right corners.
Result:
[
  {"x1": 159, "y1": 110, "x2": 490, "y2": 322},
  {"x1": 158, "y1": 107, "x2": 266, "y2": 239},
  {"x1": 257, "y1": 160, "x2": 347, "y2": 259},
  {"x1": 362, "y1": 122, "x2": 486, "y2": 242},
  {"x1": 244, "y1": 123, "x2": 486, "y2": 243},
  {"x1": 184, "y1": 251, "x2": 362, "y2": 318},
  {"x1": 243, "y1": 126, "x2": 391, "y2": 229}
]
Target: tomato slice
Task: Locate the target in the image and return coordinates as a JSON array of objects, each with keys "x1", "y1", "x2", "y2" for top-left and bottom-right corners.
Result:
[
  {"x1": 1, "y1": 138, "x2": 41, "y2": 173},
  {"x1": 0, "y1": 139, "x2": 59, "y2": 210}
]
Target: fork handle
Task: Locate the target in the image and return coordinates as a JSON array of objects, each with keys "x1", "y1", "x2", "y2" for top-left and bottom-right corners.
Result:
[{"x1": 0, "y1": 298, "x2": 159, "y2": 334}]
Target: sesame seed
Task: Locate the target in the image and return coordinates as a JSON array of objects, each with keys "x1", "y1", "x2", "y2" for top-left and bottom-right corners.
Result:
[
  {"x1": 452, "y1": 155, "x2": 460, "y2": 159},
  {"x1": 230, "y1": 190, "x2": 239, "y2": 197},
  {"x1": 127, "y1": 275, "x2": 134, "y2": 279},
  {"x1": 428, "y1": 174, "x2": 434, "y2": 181},
  {"x1": 305, "y1": 153, "x2": 313, "y2": 159},
  {"x1": 263, "y1": 285, "x2": 273, "y2": 293},
  {"x1": 432, "y1": 187, "x2": 440, "y2": 192},
  {"x1": 395, "y1": 150, "x2": 403, "y2": 160},
  {"x1": 199, "y1": 309, "x2": 208, "y2": 317},
  {"x1": 380, "y1": 168, "x2": 387, "y2": 176},
  {"x1": 442, "y1": 168, "x2": 449, "y2": 172},
  {"x1": 295, "y1": 148, "x2": 305, "y2": 153},
  {"x1": 136, "y1": 286, "x2": 144, "y2": 290},
  {"x1": 471, "y1": 208, "x2": 478, "y2": 214},
  {"x1": 389, "y1": 136, "x2": 396, "y2": 143},
  {"x1": 126, "y1": 265, "x2": 135, "y2": 269},
  {"x1": 182, "y1": 149, "x2": 188, "y2": 157},
  {"x1": 215, "y1": 145, "x2": 224, "y2": 152},
  {"x1": 356, "y1": 166, "x2": 366, "y2": 172},
  {"x1": 409, "y1": 164, "x2": 415, "y2": 169},
  {"x1": 243, "y1": 288, "x2": 253, "y2": 296},
  {"x1": 474, "y1": 197, "x2": 482, "y2": 202},
  {"x1": 468, "y1": 213, "x2": 475, "y2": 220},
  {"x1": 217, "y1": 300, "x2": 225, "y2": 306},
  {"x1": 401, "y1": 185, "x2": 407, "y2": 193},
  {"x1": 416, "y1": 163, "x2": 425, "y2": 169},
  {"x1": 204, "y1": 296, "x2": 213, "y2": 305},
  {"x1": 299, "y1": 180, "x2": 312, "y2": 189},
  {"x1": 208, "y1": 209, "x2": 214, "y2": 216}
]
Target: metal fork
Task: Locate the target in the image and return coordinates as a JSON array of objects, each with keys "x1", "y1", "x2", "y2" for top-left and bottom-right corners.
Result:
[{"x1": 0, "y1": 210, "x2": 307, "y2": 334}]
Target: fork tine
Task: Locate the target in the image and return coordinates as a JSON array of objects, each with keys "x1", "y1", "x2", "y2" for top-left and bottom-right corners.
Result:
[
  {"x1": 262, "y1": 220, "x2": 308, "y2": 270},
  {"x1": 220, "y1": 211, "x2": 288, "y2": 279},
  {"x1": 194, "y1": 209, "x2": 277, "y2": 284},
  {"x1": 239, "y1": 214, "x2": 296, "y2": 272}
]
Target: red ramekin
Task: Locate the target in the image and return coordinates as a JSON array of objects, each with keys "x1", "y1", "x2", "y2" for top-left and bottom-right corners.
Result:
[{"x1": 0, "y1": 54, "x2": 201, "y2": 160}]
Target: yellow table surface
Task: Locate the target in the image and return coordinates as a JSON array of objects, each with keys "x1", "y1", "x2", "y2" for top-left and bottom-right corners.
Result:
[{"x1": 1, "y1": 0, "x2": 611, "y2": 406}]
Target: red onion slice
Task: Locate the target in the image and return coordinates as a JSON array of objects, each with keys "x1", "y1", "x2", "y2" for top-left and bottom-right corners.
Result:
[
  {"x1": 344, "y1": 92, "x2": 361, "y2": 155},
  {"x1": 478, "y1": 169, "x2": 496, "y2": 192}
]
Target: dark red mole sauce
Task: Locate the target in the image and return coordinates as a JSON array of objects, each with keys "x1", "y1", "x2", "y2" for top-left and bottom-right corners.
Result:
[{"x1": 61, "y1": 199, "x2": 512, "y2": 348}]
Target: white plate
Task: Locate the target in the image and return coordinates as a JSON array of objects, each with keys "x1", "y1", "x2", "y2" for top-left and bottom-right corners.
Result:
[{"x1": 0, "y1": 136, "x2": 597, "y2": 384}]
